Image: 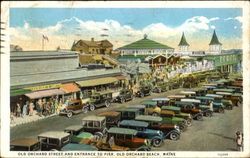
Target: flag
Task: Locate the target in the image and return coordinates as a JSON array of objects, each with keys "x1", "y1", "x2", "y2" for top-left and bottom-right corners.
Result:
[{"x1": 42, "y1": 35, "x2": 49, "y2": 41}]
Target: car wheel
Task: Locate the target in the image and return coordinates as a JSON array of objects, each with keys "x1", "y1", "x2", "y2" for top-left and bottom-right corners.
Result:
[
  {"x1": 152, "y1": 112, "x2": 159, "y2": 116},
  {"x1": 178, "y1": 124, "x2": 186, "y2": 132},
  {"x1": 227, "y1": 105, "x2": 233, "y2": 110},
  {"x1": 196, "y1": 114, "x2": 203, "y2": 121},
  {"x1": 186, "y1": 119, "x2": 192, "y2": 127},
  {"x1": 105, "y1": 101, "x2": 111, "y2": 107},
  {"x1": 82, "y1": 106, "x2": 88, "y2": 113},
  {"x1": 140, "y1": 93, "x2": 144, "y2": 98},
  {"x1": 152, "y1": 138, "x2": 162, "y2": 147},
  {"x1": 218, "y1": 108, "x2": 224, "y2": 113},
  {"x1": 205, "y1": 112, "x2": 212, "y2": 117},
  {"x1": 169, "y1": 132, "x2": 180, "y2": 141},
  {"x1": 67, "y1": 111, "x2": 73, "y2": 118},
  {"x1": 120, "y1": 98, "x2": 125, "y2": 104},
  {"x1": 90, "y1": 104, "x2": 95, "y2": 111}
]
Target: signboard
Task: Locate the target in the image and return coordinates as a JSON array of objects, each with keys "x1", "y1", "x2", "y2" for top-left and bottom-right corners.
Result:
[{"x1": 24, "y1": 83, "x2": 61, "y2": 91}]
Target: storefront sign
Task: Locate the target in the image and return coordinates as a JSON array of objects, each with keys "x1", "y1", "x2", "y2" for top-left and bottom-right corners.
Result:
[{"x1": 24, "y1": 83, "x2": 61, "y2": 91}]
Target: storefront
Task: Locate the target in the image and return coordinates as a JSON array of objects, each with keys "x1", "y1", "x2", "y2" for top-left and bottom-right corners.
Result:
[{"x1": 60, "y1": 83, "x2": 81, "y2": 100}]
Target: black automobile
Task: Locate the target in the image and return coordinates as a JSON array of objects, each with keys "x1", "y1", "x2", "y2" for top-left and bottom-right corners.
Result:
[
  {"x1": 88, "y1": 92, "x2": 113, "y2": 111},
  {"x1": 136, "y1": 85, "x2": 152, "y2": 98},
  {"x1": 114, "y1": 89, "x2": 134, "y2": 103}
]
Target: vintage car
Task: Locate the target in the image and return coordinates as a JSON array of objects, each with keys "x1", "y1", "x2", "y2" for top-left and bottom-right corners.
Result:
[
  {"x1": 187, "y1": 88, "x2": 207, "y2": 96},
  {"x1": 135, "y1": 85, "x2": 152, "y2": 98},
  {"x1": 201, "y1": 85, "x2": 217, "y2": 94},
  {"x1": 64, "y1": 125, "x2": 93, "y2": 143},
  {"x1": 10, "y1": 138, "x2": 40, "y2": 151},
  {"x1": 135, "y1": 115, "x2": 181, "y2": 141},
  {"x1": 215, "y1": 92, "x2": 242, "y2": 106},
  {"x1": 206, "y1": 94, "x2": 234, "y2": 110},
  {"x1": 167, "y1": 95, "x2": 186, "y2": 102},
  {"x1": 140, "y1": 100, "x2": 161, "y2": 116},
  {"x1": 61, "y1": 143, "x2": 98, "y2": 151},
  {"x1": 38, "y1": 131, "x2": 70, "y2": 151},
  {"x1": 179, "y1": 91, "x2": 196, "y2": 98},
  {"x1": 60, "y1": 99, "x2": 89, "y2": 118},
  {"x1": 126, "y1": 104, "x2": 146, "y2": 115},
  {"x1": 107, "y1": 127, "x2": 151, "y2": 151},
  {"x1": 230, "y1": 80, "x2": 242, "y2": 87},
  {"x1": 88, "y1": 91, "x2": 113, "y2": 111},
  {"x1": 82, "y1": 115, "x2": 108, "y2": 140},
  {"x1": 194, "y1": 96, "x2": 225, "y2": 113},
  {"x1": 113, "y1": 89, "x2": 134, "y2": 103},
  {"x1": 151, "y1": 98, "x2": 171, "y2": 107},
  {"x1": 227, "y1": 86, "x2": 243, "y2": 94},
  {"x1": 173, "y1": 101, "x2": 203, "y2": 120},
  {"x1": 213, "y1": 88, "x2": 235, "y2": 93},
  {"x1": 97, "y1": 111, "x2": 121, "y2": 129},
  {"x1": 119, "y1": 120, "x2": 164, "y2": 147},
  {"x1": 180, "y1": 99, "x2": 213, "y2": 117},
  {"x1": 116, "y1": 108, "x2": 141, "y2": 120},
  {"x1": 152, "y1": 82, "x2": 169, "y2": 93},
  {"x1": 161, "y1": 106, "x2": 193, "y2": 127}
]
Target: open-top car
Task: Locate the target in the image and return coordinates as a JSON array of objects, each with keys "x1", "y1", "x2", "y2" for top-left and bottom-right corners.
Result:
[
  {"x1": 152, "y1": 82, "x2": 169, "y2": 93},
  {"x1": 119, "y1": 120, "x2": 165, "y2": 147},
  {"x1": 107, "y1": 127, "x2": 151, "y2": 151},
  {"x1": 82, "y1": 115, "x2": 108, "y2": 140},
  {"x1": 61, "y1": 143, "x2": 98, "y2": 151},
  {"x1": 194, "y1": 96, "x2": 225, "y2": 113},
  {"x1": 135, "y1": 115, "x2": 181, "y2": 141},
  {"x1": 97, "y1": 111, "x2": 121, "y2": 129},
  {"x1": 114, "y1": 89, "x2": 134, "y2": 103},
  {"x1": 88, "y1": 91, "x2": 113, "y2": 111},
  {"x1": 10, "y1": 138, "x2": 40, "y2": 151},
  {"x1": 206, "y1": 94, "x2": 234, "y2": 110},
  {"x1": 38, "y1": 131, "x2": 70, "y2": 151},
  {"x1": 161, "y1": 106, "x2": 193, "y2": 127},
  {"x1": 60, "y1": 99, "x2": 89, "y2": 118},
  {"x1": 173, "y1": 101, "x2": 203, "y2": 120},
  {"x1": 140, "y1": 100, "x2": 161, "y2": 116},
  {"x1": 64, "y1": 125, "x2": 93, "y2": 143},
  {"x1": 135, "y1": 85, "x2": 152, "y2": 98}
]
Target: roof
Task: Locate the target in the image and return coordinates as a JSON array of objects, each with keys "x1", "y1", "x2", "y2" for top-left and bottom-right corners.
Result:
[
  {"x1": 114, "y1": 75, "x2": 127, "y2": 80},
  {"x1": 108, "y1": 127, "x2": 137, "y2": 135},
  {"x1": 98, "y1": 111, "x2": 120, "y2": 117},
  {"x1": 209, "y1": 30, "x2": 222, "y2": 45},
  {"x1": 205, "y1": 94, "x2": 223, "y2": 98},
  {"x1": 135, "y1": 115, "x2": 162, "y2": 122},
  {"x1": 140, "y1": 100, "x2": 157, "y2": 106},
  {"x1": 61, "y1": 143, "x2": 98, "y2": 151},
  {"x1": 126, "y1": 104, "x2": 146, "y2": 109},
  {"x1": 116, "y1": 108, "x2": 140, "y2": 112},
  {"x1": 118, "y1": 38, "x2": 173, "y2": 50},
  {"x1": 174, "y1": 101, "x2": 194, "y2": 105},
  {"x1": 213, "y1": 89, "x2": 235, "y2": 92},
  {"x1": 178, "y1": 32, "x2": 189, "y2": 46},
  {"x1": 64, "y1": 125, "x2": 83, "y2": 132},
  {"x1": 216, "y1": 92, "x2": 232, "y2": 95},
  {"x1": 167, "y1": 95, "x2": 186, "y2": 99},
  {"x1": 11, "y1": 88, "x2": 32, "y2": 96},
  {"x1": 76, "y1": 132, "x2": 93, "y2": 139},
  {"x1": 76, "y1": 77, "x2": 118, "y2": 87},
  {"x1": 38, "y1": 131, "x2": 70, "y2": 139},
  {"x1": 60, "y1": 83, "x2": 80, "y2": 93},
  {"x1": 202, "y1": 86, "x2": 217, "y2": 89},
  {"x1": 10, "y1": 138, "x2": 39, "y2": 147},
  {"x1": 202, "y1": 83, "x2": 218, "y2": 86},
  {"x1": 152, "y1": 98, "x2": 170, "y2": 101},
  {"x1": 180, "y1": 91, "x2": 196, "y2": 95},
  {"x1": 82, "y1": 115, "x2": 106, "y2": 121},
  {"x1": 25, "y1": 89, "x2": 64, "y2": 99},
  {"x1": 119, "y1": 120, "x2": 149, "y2": 128},
  {"x1": 181, "y1": 98, "x2": 201, "y2": 103},
  {"x1": 161, "y1": 106, "x2": 180, "y2": 111},
  {"x1": 195, "y1": 96, "x2": 214, "y2": 100}
]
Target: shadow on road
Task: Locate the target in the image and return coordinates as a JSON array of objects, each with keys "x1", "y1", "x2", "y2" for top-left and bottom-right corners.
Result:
[
  {"x1": 208, "y1": 132, "x2": 235, "y2": 141},
  {"x1": 227, "y1": 148, "x2": 238, "y2": 151}
]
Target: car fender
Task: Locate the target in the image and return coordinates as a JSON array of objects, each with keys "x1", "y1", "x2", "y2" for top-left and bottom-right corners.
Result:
[
  {"x1": 151, "y1": 135, "x2": 164, "y2": 141},
  {"x1": 164, "y1": 129, "x2": 180, "y2": 138}
]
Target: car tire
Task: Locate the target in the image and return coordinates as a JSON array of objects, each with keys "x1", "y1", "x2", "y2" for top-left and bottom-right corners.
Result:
[
  {"x1": 67, "y1": 111, "x2": 73, "y2": 118},
  {"x1": 218, "y1": 108, "x2": 224, "y2": 113},
  {"x1": 178, "y1": 124, "x2": 186, "y2": 132},
  {"x1": 140, "y1": 93, "x2": 144, "y2": 98},
  {"x1": 169, "y1": 132, "x2": 180, "y2": 141},
  {"x1": 90, "y1": 104, "x2": 95, "y2": 111},
  {"x1": 186, "y1": 119, "x2": 192, "y2": 127},
  {"x1": 105, "y1": 101, "x2": 111, "y2": 107},
  {"x1": 205, "y1": 112, "x2": 212, "y2": 117},
  {"x1": 196, "y1": 114, "x2": 203, "y2": 121},
  {"x1": 152, "y1": 138, "x2": 162, "y2": 147},
  {"x1": 82, "y1": 106, "x2": 88, "y2": 113},
  {"x1": 227, "y1": 105, "x2": 233, "y2": 110},
  {"x1": 120, "y1": 98, "x2": 125, "y2": 104}
]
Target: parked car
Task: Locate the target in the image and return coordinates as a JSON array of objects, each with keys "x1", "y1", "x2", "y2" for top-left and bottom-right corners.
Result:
[
  {"x1": 213, "y1": 88, "x2": 235, "y2": 93},
  {"x1": 186, "y1": 88, "x2": 207, "y2": 96},
  {"x1": 60, "y1": 99, "x2": 89, "y2": 118},
  {"x1": 82, "y1": 115, "x2": 108, "y2": 140},
  {"x1": 135, "y1": 85, "x2": 152, "y2": 97},
  {"x1": 64, "y1": 125, "x2": 93, "y2": 143},
  {"x1": 167, "y1": 95, "x2": 186, "y2": 104},
  {"x1": 135, "y1": 115, "x2": 181, "y2": 141},
  {"x1": 206, "y1": 94, "x2": 234, "y2": 110},
  {"x1": 140, "y1": 100, "x2": 161, "y2": 116},
  {"x1": 152, "y1": 82, "x2": 169, "y2": 93},
  {"x1": 194, "y1": 96, "x2": 225, "y2": 113},
  {"x1": 215, "y1": 92, "x2": 242, "y2": 106},
  {"x1": 107, "y1": 127, "x2": 151, "y2": 151},
  {"x1": 88, "y1": 91, "x2": 113, "y2": 111},
  {"x1": 201, "y1": 85, "x2": 217, "y2": 94},
  {"x1": 98, "y1": 111, "x2": 121, "y2": 129},
  {"x1": 179, "y1": 91, "x2": 196, "y2": 98},
  {"x1": 38, "y1": 131, "x2": 70, "y2": 151},
  {"x1": 161, "y1": 106, "x2": 193, "y2": 127},
  {"x1": 119, "y1": 120, "x2": 164, "y2": 147},
  {"x1": 126, "y1": 104, "x2": 146, "y2": 115},
  {"x1": 114, "y1": 89, "x2": 134, "y2": 103},
  {"x1": 227, "y1": 86, "x2": 243, "y2": 94},
  {"x1": 116, "y1": 108, "x2": 141, "y2": 120},
  {"x1": 151, "y1": 98, "x2": 171, "y2": 108},
  {"x1": 10, "y1": 138, "x2": 40, "y2": 151},
  {"x1": 173, "y1": 101, "x2": 203, "y2": 120},
  {"x1": 230, "y1": 80, "x2": 242, "y2": 87},
  {"x1": 61, "y1": 143, "x2": 98, "y2": 151}
]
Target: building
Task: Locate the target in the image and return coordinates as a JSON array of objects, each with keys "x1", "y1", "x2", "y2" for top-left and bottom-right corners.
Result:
[
  {"x1": 208, "y1": 30, "x2": 222, "y2": 53},
  {"x1": 71, "y1": 38, "x2": 113, "y2": 54},
  {"x1": 118, "y1": 34, "x2": 174, "y2": 57},
  {"x1": 178, "y1": 32, "x2": 189, "y2": 51}
]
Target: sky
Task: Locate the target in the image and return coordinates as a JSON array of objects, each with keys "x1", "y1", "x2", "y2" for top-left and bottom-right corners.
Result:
[{"x1": 10, "y1": 8, "x2": 242, "y2": 51}]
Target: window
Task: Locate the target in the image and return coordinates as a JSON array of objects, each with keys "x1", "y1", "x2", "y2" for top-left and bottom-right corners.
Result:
[
  {"x1": 83, "y1": 121, "x2": 87, "y2": 127},
  {"x1": 48, "y1": 138, "x2": 59, "y2": 145},
  {"x1": 125, "y1": 135, "x2": 132, "y2": 140},
  {"x1": 93, "y1": 121, "x2": 100, "y2": 127},
  {"x1": 117, "y1": 134, "x2": 124, "y2": 139}
]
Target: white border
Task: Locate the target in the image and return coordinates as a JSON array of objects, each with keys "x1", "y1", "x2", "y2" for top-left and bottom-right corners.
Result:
[{"x1": 1, "y1": 1, "x2": 250, "y2": 158}]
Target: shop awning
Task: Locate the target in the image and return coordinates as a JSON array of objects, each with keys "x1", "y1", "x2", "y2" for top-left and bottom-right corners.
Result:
[
  {"x1": 25, "y1": 89, "x2": 64, "y2": 99},
  {"x1": 76, "y1": 77, "x2": 118, "y2": 87},
  {"x1": 11, "y1": 89, "x2": 32, "y2": 96},
  {"x1": 114, "y1": 75, "x2": 127, "y2": 80},
  {"x1": 60, "y1": 83, "x2": 80, "y2": 93}
]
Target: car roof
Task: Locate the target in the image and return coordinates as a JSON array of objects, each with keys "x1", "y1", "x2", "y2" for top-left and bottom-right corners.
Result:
[
  {"x1": 227, "y1": 86, "x2": 241, "y2": 89},
  {"x1": 202, "y1": 86, "x2": 217, "y2": 89},
  {"x1": 64, "y1": 125, "x2": 83, "y2": 131},
  {"x1": 38, "y1": 131, "x2": 70, "y2": 139},
  {"x1": 98, "y1": 111, "x2": 120, "y2": 117},
  {"x1": 135, "y1": 115, "x2": 162, "y2": 122},
  {"x1": 195, "y1": 96, "x2": 214, "y2": 100},
  {"x1": 140, "y1": 100, "x2": 157, "y2": 106},
  {"x1": 10, "y1": 138, "x2": 39, "y2": 147},
  {"x1": 108, "y1": 127, "x2": 137, "y2": 135},
  {"x1": 174, "y1": 101, "x2": 194, "y2": 105},
  {"x1": 202, "y1": 83, "x2": 218, "y2": 86},
  {"x1": 82, "y1": 115, "x2": 106, "y2": 121},
  {"x1": 152, "y1": 98, "x2": 170, "y2": 101},
  {"x1": 232, "y1": 93, "x2": 242, "y2": 97},
  {"x1": 119, "y1": 120, "x2": 149, "y2": 128},
  {"x1": 161, "y1": 106, "x2": 180, "y2": 111},
  {"x1": 61, "y1": 143, "x2": 98, "y2": 151},
  {"x1": 205, "y1": 94, "x2": 223, "y2": 98},
  {"x1": 126, "y1": 104, "x2": 146, "y2": 109},
  {"x1": 167, "y1": 95, "x2": 186, "y2": 98},
  {"x1": 116, "y1": 108, "x2": 140, "y2": 112},
  {"x1": 181, "y1": 98, "x2": 201, "y2": 103},
  {"x1": 216, "y1": 92, "x2": 232, "y2": 95},
  {"x1": 213, "y1": 89, "x2": 234, "y2": 92},
  {"x1": 180, "y1": 91, "x2": 196, "y2": 94}
]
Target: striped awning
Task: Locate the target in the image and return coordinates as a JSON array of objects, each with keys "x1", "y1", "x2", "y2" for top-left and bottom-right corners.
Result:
[
  {"x1": 60, "y1": 83, "x2": 80, "y2": 93},
  {"x1": 25, "y1": 89, "x2": 64, "y2": 99},
  {"x1": 76, "y1": 77, "x2": 118, "y2": 87}
]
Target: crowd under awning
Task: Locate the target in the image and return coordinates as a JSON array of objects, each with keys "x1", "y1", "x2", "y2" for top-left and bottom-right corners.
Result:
[
  {"x1": 76, "y1": 77, "x2": 118, "y2": 87},
  {"x1": 25, "y1": 89, "x2": 65, "y2": 99},
  {"x1": 60, "y1": 83, "x2": 80, "y2": 93}
]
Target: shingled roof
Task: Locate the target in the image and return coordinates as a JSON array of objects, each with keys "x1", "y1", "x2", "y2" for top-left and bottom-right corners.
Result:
[
  {"x1": 178, "y1": 32, "x2": 189, "y2": 46},
  {"x1": 209, "y1": 30, "x2": 222, "y2": 45}
]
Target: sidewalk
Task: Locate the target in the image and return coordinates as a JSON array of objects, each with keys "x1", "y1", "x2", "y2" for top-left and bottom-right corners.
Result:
[{"x1": 10, "y1": 111, "x2": 57, "y2": 127}]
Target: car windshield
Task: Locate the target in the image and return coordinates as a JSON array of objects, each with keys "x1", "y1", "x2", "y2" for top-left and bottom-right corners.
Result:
[{"x1": 48, "y1": 138, "x2": 59, "y2": 145}]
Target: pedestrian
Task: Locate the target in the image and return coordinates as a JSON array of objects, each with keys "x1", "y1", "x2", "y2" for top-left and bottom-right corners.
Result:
[
  {"x1": 42, "y1": 98, "x2": 47, "y2": 115},
  {"x1": 37, "y1": 99, "x2": 43, "y2": 117},
  {"x1": 209, "y1": 100, "x2": 214, "y2": 112},
  {"x1": 16, "y1": 103, "x2": 21, "y2": 117},
  {"x1": 235, "y1": 131, "x2": 243, "y2": 151},
  {"x1": 29, "y1": 102, "x2": 35, "y2": 116},
  {"x1": 22, "y1": 101, "x2": 29, "y2": 116}
]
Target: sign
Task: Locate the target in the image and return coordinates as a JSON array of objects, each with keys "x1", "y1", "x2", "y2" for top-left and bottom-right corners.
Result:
[{"x1": 24, "y1": 83, "x2": 61, "y2": 91}]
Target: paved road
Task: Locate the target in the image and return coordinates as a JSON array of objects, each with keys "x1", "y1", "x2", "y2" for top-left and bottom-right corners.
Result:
[{"x1": 10, "y1": 88, "x2": 243, "y2": 151}]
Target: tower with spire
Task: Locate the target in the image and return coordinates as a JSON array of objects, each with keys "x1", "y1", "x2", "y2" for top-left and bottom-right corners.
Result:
[
  {"x1": 178, "y1": 32, "x2": 189, "y2": 51},
  {"x1": 209, "y1": 30, "x2": 222, "y2": 53}
]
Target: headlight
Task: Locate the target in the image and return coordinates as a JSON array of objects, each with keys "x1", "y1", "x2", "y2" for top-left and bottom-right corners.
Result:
[
  {"x1": 174, "y1": 125, "x2": 179, "y2": 130},
  {"x1": 144, "y1": 139, "x2": 150, "y2": 146}
]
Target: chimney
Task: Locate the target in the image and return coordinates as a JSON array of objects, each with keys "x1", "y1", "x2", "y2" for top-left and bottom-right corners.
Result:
[{"x1": 91, "y1": 38, "x2": 94, "y2": 41}]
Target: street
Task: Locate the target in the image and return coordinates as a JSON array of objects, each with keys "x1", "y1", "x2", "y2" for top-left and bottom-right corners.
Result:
[{"x1": 10, "y1": 88, "x2": 243, "y2": 151}]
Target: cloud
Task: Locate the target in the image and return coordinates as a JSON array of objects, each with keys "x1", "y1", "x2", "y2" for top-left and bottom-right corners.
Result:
[
  {"x1": 234, "y1": 26, "x2": 237, "y2": 29},
  {"x1": 225, "y1": 16, "x2": 242, "y2": 23},
  {"x1": 210, "y1": 25, "x2": 216, "y2": 29}
]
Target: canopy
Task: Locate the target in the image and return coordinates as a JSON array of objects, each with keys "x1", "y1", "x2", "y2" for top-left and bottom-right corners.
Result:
[
  {"x1": 119, "y1": 120, "x2": 149, "y2": 128},
  {"x1": 135, "y1": 115, "x2": 162, "y2": 122},
  {"x1": 60, "y1": 83, "x2": 80, "y2": 93},
  {"x1": 76, "y1": 77, "x2": 118, "y2": 87},
  {"x1": 140, "y1": 100, "x2": 157, "y2": 106},
  {"x1": 10, "y1": 138, "x2": 39, "y2": 147},
  {"x1": 108, "y1": 127, "x2": 137, "y2": 135},
  {"x1": 61, "y1": 143, "x2": 98, "y2": 151},
  {"x1": 152, "y1": 98, "x2": 170, "y2": 101},
  {"x1": 25, "y1": 89, "x2": 64, "y2": 99},
  {"x1": 161, "y1": 106, "x2": 180, "y2": 111}
]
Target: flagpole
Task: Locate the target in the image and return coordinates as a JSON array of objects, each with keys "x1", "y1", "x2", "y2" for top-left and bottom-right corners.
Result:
[{"x1": 42, "y1": 35, "x2": 44, "y2": 51}]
